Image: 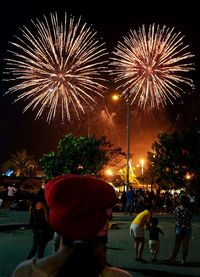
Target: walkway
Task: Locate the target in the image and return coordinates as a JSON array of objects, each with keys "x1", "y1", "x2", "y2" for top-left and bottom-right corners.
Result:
[{"x1": 0, "y1": 209, "x2": 200, "y2": 276}]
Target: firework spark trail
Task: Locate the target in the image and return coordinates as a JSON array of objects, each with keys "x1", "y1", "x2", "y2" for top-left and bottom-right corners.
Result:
[
  {"x1": 4, "y1": 12, "x2": 108, "y2": 123},
  {"x1": 110, "y1": 23, "x2": 195, "y2": 108}
]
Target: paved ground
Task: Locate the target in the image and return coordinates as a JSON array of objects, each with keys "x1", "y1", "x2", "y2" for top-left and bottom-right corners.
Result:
[
  {"x1": 108, "y1": 214, "x2": 200, "y2": 277},
  {"x1": 0, "y1": 209, "x2": 200, "y2": 277}
]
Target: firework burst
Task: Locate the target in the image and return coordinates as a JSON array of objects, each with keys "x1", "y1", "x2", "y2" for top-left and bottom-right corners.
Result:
[
  {"x1": 110, "y1": 23, "x2": 195, "y2": 108},
  {"x1": 4, "y1": 12, "x2": 108, "y2": 123}
]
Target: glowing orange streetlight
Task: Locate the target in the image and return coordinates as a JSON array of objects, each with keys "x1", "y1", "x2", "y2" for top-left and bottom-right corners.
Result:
[
  {"x1": 105, "y1": 168, "x2": 113, "y2": 176},
  {"x1": 140, "y1": 159, "x2": 145, "y2": 175},
  {"x1": 111, "y1": 94, "x2": 120, "y2": 101},
  {"x1": 185, "y1": 173, "x2": 191, "y2": 180}
]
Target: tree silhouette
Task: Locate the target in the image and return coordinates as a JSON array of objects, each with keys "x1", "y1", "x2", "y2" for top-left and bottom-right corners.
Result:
[{"x1": 2, "y1": 149, "x2": 38, "y2": 177}]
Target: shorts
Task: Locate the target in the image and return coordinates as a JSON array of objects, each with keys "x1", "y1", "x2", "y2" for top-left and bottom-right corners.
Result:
[
  {"x1": 149, "y1": 240, "x2": 160, "y2": 252},
  {"x1": 130, "y1": 223, "x2": 144, "y2": 238},
  {"x1": 175, "y1": 226, "x2": 191, "y2": 236}
]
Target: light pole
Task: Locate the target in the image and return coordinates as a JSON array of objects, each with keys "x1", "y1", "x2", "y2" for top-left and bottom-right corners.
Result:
[
  {"x1": 126, "y1": 94, "x2": 131, "y2": 188},
  {"x1": 111, "y1": 92, "x2": 131, "y2": 191},
  {"x1": 140, "y1": 158, "x2": 145, "y2": 189}
]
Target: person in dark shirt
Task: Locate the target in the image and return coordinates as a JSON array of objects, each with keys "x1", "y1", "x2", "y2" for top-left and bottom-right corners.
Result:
[
  {"x1": 27, "y1": 188, "x2": 53, "y2": 259},
  {"x1": 168, "y1": 194, "x2": 192, "y2": 265},
  {"x1": 147, "y1": 217, "x2": 164, "y2": 262}
]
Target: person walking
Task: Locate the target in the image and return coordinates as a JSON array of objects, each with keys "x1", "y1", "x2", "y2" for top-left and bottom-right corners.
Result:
[
  {"x1": 168, "y1": 194, "x2": 193, "y2": 265},
  {"x1": 12, "y1": 174, "x2": 132, "y2": 277},
  {"x1": 147, "y1": 217, "x2": 164, "y2": 262},
  {"x1": 27, "y1": 188, "x2": 54, "y2": 259},
  {"x1": 7, "y1": 183, "x2": 17, "y2": 206},
  {"x1": 130, "y1": 204, "x2": 152, "y2": 262}
]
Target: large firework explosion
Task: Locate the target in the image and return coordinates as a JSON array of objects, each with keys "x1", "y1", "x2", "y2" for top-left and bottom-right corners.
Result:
[
  {"x1": 4, "y1": 12, "x2": 108, "y2": 123},
  {"x1": 110, "y1": 23, "x2": 195, "y2": 108}
]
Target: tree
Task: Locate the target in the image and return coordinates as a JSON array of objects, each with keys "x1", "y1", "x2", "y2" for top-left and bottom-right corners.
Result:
[
  {"x1": 147, "y1": 127, "x2": 200, "y2": 192},
  {"x1": 40, "y1": 134, "x2": 125, "y2": 181},
  {"x1": 2, "y1": 149, "x2": 38, "y2": 177}
]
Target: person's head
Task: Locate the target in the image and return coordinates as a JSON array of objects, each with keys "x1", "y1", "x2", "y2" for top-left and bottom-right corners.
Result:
[
  {"x1": 32, "y1": 188, "x2": 46, "y2": 206},
  {"x1": 151, "y1": 217, "x2": 158, "y2": 226},
  {"x1": 179, "y1": 194, "x2": 190, "y2": 208},
  {"x1": 44, "y1": 174, "x2": 117, "y2": 242}
]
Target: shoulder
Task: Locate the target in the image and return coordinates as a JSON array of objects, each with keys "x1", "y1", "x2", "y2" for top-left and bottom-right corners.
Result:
[
  {"x1": 102, "y1": 266, "x2": 132, "y2": 277},
  {"x1": 12, "y1": 258, "x2": 46, "y2": 277}
]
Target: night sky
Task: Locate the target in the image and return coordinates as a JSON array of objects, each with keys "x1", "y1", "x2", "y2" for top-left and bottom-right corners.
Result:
[{"x1": 0, "y1": 1, "x2": 200, "y2": 166}]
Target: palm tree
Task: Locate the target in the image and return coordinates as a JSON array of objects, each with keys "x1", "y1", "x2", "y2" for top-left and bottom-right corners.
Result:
[{"x1": 2, "y1": 149, "x2": 38, "y2": 177}]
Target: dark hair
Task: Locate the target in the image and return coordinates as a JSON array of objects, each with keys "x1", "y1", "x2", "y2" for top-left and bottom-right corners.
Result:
[
  {"x1": 151, "y1": 217, "x2": 158, "y2": 226},
  {"x1": 180, "y1": 195, "x2": 190, "y2": 208},
  {"x1": 56, "y1": 240, "x2": 105, "y2": 277},
  {"x1": 31, "y1": 188, "x2": 46, "y2": 207}
]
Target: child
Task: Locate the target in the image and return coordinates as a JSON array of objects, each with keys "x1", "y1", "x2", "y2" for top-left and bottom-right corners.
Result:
[{"x1": 148, "y1": 217, "x2": 164, "y2": 262}]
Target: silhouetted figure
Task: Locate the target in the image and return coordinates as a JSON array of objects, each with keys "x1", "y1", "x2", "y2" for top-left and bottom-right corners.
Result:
[
  {"x1": 168, "y1": 195, "x2": 192, "y2": 265},
  {"x1": 147, "y1": 217, "x2": 164, "y2": 262},
  {"x1": 27, "y1": 188, "x2": 53, "y2": 259},
  {"x1": 125, "y1": 186, "x2": 135, "y2": 215}
]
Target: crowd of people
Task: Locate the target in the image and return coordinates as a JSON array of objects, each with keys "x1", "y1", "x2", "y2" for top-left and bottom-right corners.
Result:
[
  {"x1": 10, "y1": 177, "x2": 196, "y2": 276},
  {"x1": 118, "y1": 187, "x2": 199, "y2": 214}
]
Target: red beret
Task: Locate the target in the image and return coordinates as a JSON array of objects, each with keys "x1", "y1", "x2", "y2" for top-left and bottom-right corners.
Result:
[{"x1": 45, "y1": 174, "x2": 116, "y2": 240}]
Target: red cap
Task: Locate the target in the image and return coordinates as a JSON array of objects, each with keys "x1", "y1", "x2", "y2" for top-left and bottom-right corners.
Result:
[{"x1": 45, "y1": 174, "x2": 116, "y2": 240}]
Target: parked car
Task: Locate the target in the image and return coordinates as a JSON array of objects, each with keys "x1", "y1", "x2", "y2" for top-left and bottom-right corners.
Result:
[{"x1": 9, "y1": 199, "x2": 30, "y2": 211}]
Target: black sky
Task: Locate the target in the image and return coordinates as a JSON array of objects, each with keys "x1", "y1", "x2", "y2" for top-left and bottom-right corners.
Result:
[{"x1": 0, "y1": 1, "x2": 200, "y2": 166}]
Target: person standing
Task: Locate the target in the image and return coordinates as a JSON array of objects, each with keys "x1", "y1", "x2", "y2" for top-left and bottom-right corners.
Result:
[
  {"x1": 27, "y1": 188, "x2": 53, "y2": 259},
  {"x1": 130, "y1": 204, "x2": 152, "y2": 262},
  {"x1": 168, "y1": 194, "x2": 193, "y2": 265},
  {"x1": 125, "y1": 186, "x2": 135, "y2": 215},
  {"x1": 147, "y1": 217, "x2": 164, "y2": 262},
  {"x1": 7, "y1": 184, "x2": 17, "y2": 205}
]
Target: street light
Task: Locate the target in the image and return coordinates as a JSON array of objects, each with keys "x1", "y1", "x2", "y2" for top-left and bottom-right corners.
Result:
[
  {"x1": 140, "y1": 158, "x2": 145, "y2": 175},
  {"x1": 112, "y1": 94, "x2": 120, "y2": 101},
  {"x1": 185, "y1": 173, "x2": 191, "y2": 180},
  {"x1": 111, "y1": 92, "x2": 131, "y2": 190},
  {"x1": 126, "y1": 94, "x2": 131, "y2": 188},
  {"x1": 105, "y1": 168, "x2": 113, "y2": 176}
]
